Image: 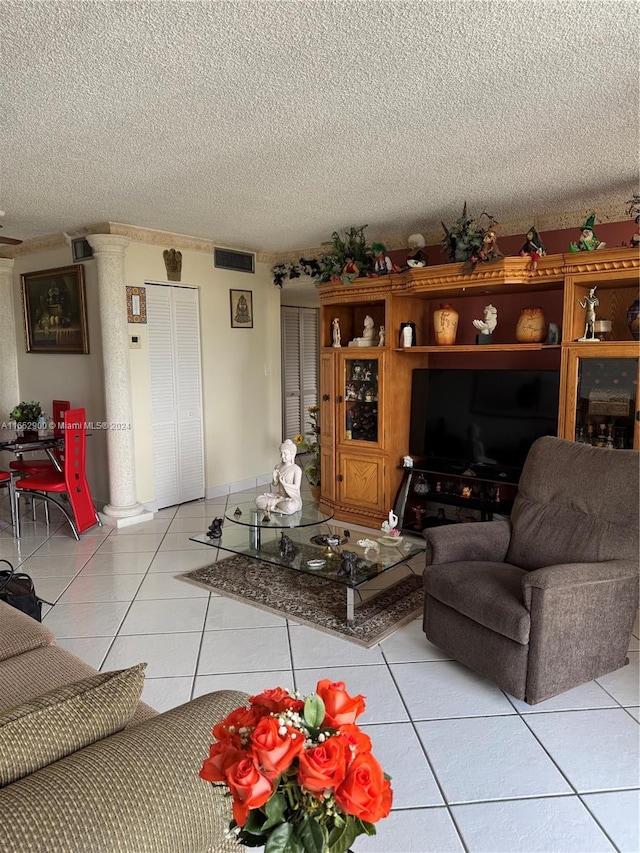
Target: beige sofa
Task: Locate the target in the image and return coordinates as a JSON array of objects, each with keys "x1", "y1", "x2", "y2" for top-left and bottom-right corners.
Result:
[{"x1": 0, "y1": 601, "x2": 249, "y2": 853}]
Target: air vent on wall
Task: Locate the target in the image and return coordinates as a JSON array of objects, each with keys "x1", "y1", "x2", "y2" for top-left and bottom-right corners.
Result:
[
  {"x1": 214, "y1": 247, "x2": 255, "y2": 273},
  {"x1": 71, "y1": 237, "x2": 93, "y2": 262}
]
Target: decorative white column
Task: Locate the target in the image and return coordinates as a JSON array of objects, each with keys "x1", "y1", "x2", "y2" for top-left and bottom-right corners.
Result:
[
  {"x1": 87, "y1": 234, "x2": 151, "y2": 526},
  {"x1": 0, "y1": 258, "x2": 20, "y2": 440}
]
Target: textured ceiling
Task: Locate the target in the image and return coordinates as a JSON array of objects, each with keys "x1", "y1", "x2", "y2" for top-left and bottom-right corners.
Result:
[{"x1": 1, "y1": 0, "x2": 638, "y2": 253}]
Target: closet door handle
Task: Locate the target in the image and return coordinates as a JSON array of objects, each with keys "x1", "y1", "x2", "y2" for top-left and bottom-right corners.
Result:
[{"x1": 322, "y1": 394, "x2": 330, "y2": 402}]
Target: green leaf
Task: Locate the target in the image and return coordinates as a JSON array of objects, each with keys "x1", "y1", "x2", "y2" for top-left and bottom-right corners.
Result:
[
  {"x1": 264, "y1": 821, "x2": 294, "y2": 853},
  {"x1": 304, "y1": 694, "x2": 326, "y2": 729},
  {"x1": 327, "y1": 815, "x2": 362, "y2": 853},
  {"x1": 297, "y1": 814, "x2": 326, "y2": 853},
  {"x1": 262, "y1": 792, "x2": 288, "y2": 830}
]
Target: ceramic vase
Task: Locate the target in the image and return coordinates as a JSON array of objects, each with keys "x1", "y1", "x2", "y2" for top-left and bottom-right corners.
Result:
[
  {"x1": 515, "y1": 307, "x2": 546, "y2": 343},
  {"x1": 432, "y1": 304, "x2": 459, "y2": 345},
  {"x1": 627, "y1": 298, "x2": 640, "y2": 340},
  {"x1": 309, "y1": 484, "x2": 321, "y2": 503}
]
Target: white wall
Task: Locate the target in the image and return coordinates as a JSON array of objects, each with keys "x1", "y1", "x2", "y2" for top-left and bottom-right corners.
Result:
[
  {"x1": 124, "y1": 243, "x2": 282, "y2": 502},
  {"x1": 8, "y1": 239, "x2": 284, "y2": 509}
]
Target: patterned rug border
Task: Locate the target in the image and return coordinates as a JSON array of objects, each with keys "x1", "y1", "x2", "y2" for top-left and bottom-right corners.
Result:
[{"x1": 177, "y1": 554, "x2": 424, "y2": 648}]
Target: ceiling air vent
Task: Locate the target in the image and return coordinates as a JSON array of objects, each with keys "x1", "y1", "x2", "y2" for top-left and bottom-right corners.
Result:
[
  {"x1": 214, "y1": 247, "x2": 255, "y2": 273},
  {"x1": 71, "y1": 237, "x2": 93, "y2": 262}
]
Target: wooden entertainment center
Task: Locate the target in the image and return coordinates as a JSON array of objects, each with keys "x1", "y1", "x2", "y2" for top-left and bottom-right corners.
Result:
[{"x1": 317, "y1": 247, "x2": 639, "y2": 528}]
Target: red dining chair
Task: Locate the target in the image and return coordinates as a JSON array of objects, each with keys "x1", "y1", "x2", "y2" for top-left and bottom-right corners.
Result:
[{"x1": 14, "y1": 408, "x2": 101, "y2": 540}]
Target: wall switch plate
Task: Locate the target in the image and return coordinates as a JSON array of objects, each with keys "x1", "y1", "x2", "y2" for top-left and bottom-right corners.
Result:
[{"x1": 130, "y1": 335, "x2": 141, "y2": 349}]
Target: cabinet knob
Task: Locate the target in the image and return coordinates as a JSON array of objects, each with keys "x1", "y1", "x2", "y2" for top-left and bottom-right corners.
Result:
[
  {"x1": 337, "y1": 474, "x2": 344, "y2": 482},
  {"x1": 322, "y1": 394, "x2": 330, "y2": 402},
  {"x1": 337, "y1": 395, "x2": 344, "y2": 403}
]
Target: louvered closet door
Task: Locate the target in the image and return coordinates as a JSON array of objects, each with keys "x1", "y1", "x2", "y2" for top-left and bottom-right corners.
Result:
[
  {"x1": 146, "y1": 284, "x2": 205, "y2": 508},
  {"x1": 281, "y1": 306, "x2": 318, "y2": 439}
]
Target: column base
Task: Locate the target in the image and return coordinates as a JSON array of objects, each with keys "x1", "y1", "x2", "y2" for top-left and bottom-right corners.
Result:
[{"x1": 100, "y1": 504, "x2": 154, "y2": 529}]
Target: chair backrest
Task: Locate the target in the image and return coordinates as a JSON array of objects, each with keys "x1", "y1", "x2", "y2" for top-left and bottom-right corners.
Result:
[
  {"x1": 62, "y1": 408, "x2": 97, "y2": 533},
  {"x1": 52, "y1": 400, "x2": 70, "y2": 438},
  {"x1": 507, "y1": 436, "x2": 639, "y2": 570}
]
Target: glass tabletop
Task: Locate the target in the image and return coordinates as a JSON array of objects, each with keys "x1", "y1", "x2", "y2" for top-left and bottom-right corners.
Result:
[
  {"x1": 224, "y1": 500, "x2": 333, "y2": 529},
  {"x1": 189, "y1": 521, "x2": 425, "y2": 590}
]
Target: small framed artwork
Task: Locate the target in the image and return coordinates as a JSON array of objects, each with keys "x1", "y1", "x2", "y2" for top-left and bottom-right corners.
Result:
[
  {"x1": 230, "y1": 289, "x2": 253, "y2": 329},
  {"x1": 20, "y1": 265, "x2": 89, "y2": 354},
  {"x1": 126, "y1": 286, "x2": 147, "y2": 323}
]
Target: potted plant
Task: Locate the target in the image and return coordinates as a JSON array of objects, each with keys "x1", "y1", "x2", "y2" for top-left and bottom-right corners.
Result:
[
  {"x1": 294, "y1": 406, "x2": 320, "y2": 500},
  {"x1": 10, "y1": 401, "x2": 42, "y2": 439}
]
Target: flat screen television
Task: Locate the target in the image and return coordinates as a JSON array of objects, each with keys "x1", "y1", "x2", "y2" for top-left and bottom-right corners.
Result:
[{"x1": 409, "y1": 368, "x2": 560, "y2": 480}]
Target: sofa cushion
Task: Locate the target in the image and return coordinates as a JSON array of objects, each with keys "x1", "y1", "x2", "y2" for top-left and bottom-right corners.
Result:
[
  {"x1": 0, "y1": 663, "x2": 146, "y2": 787},
  {"x1": 0, "y1": 600, "x2": 56, "y2": 663},
  {"x1": 424, "y1": 561, "x2": 530, "y2": 644}
]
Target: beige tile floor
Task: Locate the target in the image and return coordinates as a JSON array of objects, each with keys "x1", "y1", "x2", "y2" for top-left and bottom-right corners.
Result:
[{"x1": 1, "y1": 489, "x2": 638, "y2": 853}]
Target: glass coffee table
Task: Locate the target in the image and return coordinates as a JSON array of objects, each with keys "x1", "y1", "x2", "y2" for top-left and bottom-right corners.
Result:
[{"x1": 189, "y1": 500, "x2": 425, "y2": 622}]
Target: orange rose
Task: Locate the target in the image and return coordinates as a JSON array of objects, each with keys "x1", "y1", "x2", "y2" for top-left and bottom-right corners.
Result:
[
  {"x1": 338, "y1": 724, "x2": 372, "y2": 760},
  {"x1": 316, "y1": 679, "x2": 366, "y2": 727},
  {"x1": 335, "y1": 752, "x2": 392, "y2": 823},
  {"x1": 297, "y1": 735, "x2": 348, "y2": 794},
  {"x1": 250, "y1": 716, "x2": 305, "y2": 778},
  {"x1": 225, "y1": 757, "x2": 274, "y2": 827},
  {"x1": 213, "y1": 704, "x2": 263, "y2": 742},
  {"x1": 250, "y1": 687, "x2": 304, "y2": 715},
  {"x1": 199, "y1": 739, "x2": 245, "y2": 783}
]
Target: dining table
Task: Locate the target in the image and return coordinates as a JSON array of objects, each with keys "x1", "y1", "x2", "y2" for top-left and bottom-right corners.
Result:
[{"x1": 0, "y1": 434, "x2": 65, "y2": 473}]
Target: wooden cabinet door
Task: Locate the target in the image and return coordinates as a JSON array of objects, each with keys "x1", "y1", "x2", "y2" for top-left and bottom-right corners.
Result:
[
  {"x1": 337, "y1": 352, "x2": 385, "y2": 450},
  {"x1": 337, "y1": 450, "x2": 385, "y2": 511},
  {"x1": 319, "y1": 353, "x2": 336, "y2": 502}
]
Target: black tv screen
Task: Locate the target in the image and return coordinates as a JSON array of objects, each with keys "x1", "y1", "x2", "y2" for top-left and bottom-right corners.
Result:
[{"x1": 409, "y1": 368, "x2": 560, "y2": 477}]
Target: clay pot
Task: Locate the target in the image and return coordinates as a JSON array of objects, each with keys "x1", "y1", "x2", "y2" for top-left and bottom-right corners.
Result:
[
  {"x1": 308, "y1": 484, "x2": 321, "y2": 503},
  {"x1": 432, "y1": 304, "x2": 459, "y2": 345},
  {"x1": 515, "y1": 307, "x2": 546, "y2": 343}
]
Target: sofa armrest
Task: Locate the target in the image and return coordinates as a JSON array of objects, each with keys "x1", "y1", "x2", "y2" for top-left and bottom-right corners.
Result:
[
  {"x1": 522, "y1": 561, "x2": 639, "y2": 704},
  {"x1": 424, "y1": 519, "x2": 511, "y2": 566},
  {"x1": 522, "y1": 560, "x2": 639, "y2": 608},
  {"x1": 0, "y1": 689, "x2": 250, "y2": 853}
]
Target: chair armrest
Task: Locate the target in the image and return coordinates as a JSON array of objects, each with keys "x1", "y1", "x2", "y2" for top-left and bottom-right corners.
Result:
[
  {"x1": 424, "y1": 519, "x2": 511, "y2": 565},
  {"x1": 0, "y1": 689, "x2": 250, "y2": 853},
  {"x1": 522, "y1": 560, "x2": 639, "y2": 608}
]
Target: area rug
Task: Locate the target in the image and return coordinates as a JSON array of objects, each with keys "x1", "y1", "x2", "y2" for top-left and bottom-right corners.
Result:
[{"x1": 177, "y1": 553, "x2": 423, "y2": 648}]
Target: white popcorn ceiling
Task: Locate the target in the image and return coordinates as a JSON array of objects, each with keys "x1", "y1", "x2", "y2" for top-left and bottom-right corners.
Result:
[{"x1": 1, "y1": 0, "x2": 638, "y2": 253}]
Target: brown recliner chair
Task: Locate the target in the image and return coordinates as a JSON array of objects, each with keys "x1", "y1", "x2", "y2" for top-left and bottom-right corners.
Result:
[{"x1": 422, "y1": 436, "x2": 639, "y2": 704}]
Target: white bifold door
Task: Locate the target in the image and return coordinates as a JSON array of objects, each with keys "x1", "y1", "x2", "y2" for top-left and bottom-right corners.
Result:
[
  {"x1": 146, "y1": 283, "x2": 205, "y2": 509},
  {"x1": 281, "y1": 306, "x2": 319, "y2": 440}
]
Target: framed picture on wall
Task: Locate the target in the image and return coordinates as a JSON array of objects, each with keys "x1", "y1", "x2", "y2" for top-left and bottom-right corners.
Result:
[
  {"x1": 20, "y1": 265, "x2": 89, "y2": 353},
  {"x1": 230, "y1": 289, "x2": 253, "y2": 329}
]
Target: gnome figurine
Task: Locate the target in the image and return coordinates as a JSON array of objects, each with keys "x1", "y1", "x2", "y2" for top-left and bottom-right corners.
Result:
[{"x1": 569, "y1": 214, "x2": 606, "y2": 252}]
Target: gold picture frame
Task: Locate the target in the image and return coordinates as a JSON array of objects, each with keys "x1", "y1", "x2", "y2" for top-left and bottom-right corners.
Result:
[
  {"x1": 20, "y1": 265, "x2": 89, "y2": 354},
  {"x1": 230, "y1": 289, "x2": 253, "y2": 329}
]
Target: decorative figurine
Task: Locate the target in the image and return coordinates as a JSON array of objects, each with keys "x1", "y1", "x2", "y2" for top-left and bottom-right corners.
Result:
[
  {"x1": 405, "y1": 233, "x2": 428, "y2": 268},
  {"x1": 337, "y1": 550, "x2": 360, "y2": 580},
  {"x1": 341, "y1": 255, "x2": 360, "y2": 284},
  {"x1": 381, "y1": 509, "x2": 399, "y2": 536},
  {"x1": 569, "y1": 213, "x2": 606, "y2": 252},
  {"x1": 350, "y1": 315, "x2": 376, "y2": 347},
  {"x1": 472, "y1": 304, "x2": 498, "y2": 343},
  {"x1": 255, "y1": 439, "x2": 303, "y2": 514},
  {"x1": 519, "y1": 226, "x2": 546, "y2": 270},
  {"x1": 233, "y1": 506, "x2": 242, "y2": 516},
  {"x1": 577, "y1": 286, "x2": 600, "y2": 341},
  {"x1": 402, "y1": 455, "x2": 414, "y2": 467},
  {"x1": 207, "y1": 517, "x2": 223, "y2": 538},
  {"x1": 546, "y1": 322, "x2": 561, "y2": 345},
  {"x1": 163, "y1": 248, "x2": 182, "y2": 282},
  {"x1": 279, "y1": 533, "x2": 298, "y2": 559},
  {"x1": 441, "y1": 203, "x2": 499, "y2": 264},
  {"x1": 262, "y1": 510, "x2": 271, "y2": 523},
  {"x1": 378, "y1": 325, "x2": 385, "y2": 347},
  {"x1": 475, "y1": 229, "x2": 503, "y2": 264},
  {"x1": 332, "y1": 317, "x2": 341, "y2": 348},
  {"x1": 371, "y1": 243, "x2": 397, "y2": 276}
]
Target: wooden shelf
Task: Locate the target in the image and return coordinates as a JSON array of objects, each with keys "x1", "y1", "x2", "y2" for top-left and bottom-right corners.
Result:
[{"x1": 394, "y1": 344, "x2": 561, "y2": 353}]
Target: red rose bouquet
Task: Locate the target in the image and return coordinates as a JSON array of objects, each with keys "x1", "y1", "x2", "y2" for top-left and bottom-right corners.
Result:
[{"x1": 200, "y1": 680, "x2": 392, "y2": 852}]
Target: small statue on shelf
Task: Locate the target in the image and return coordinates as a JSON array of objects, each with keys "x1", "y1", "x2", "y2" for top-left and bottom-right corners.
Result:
[
  {"x1": 332, "y1": 317, "x2": 341, "y2": 348},
  {"x1": 279, "y1": 533, "x2": 298, "y2": 559},
  {"x1": 371, "y1": 243, "x2": 398, "y2": 276},
  {"x1": 569, "y1": 213, "x2": 606, "y2": 252},
  {"x1": 405, "y1": 233, "x2": 428, "y2": 268},
  {"x1": 519, "y1": 226, "x2": 546, "y2": 270},
  {"x1": 472, "y1": 304, "x2": 498, "y2": 343},
  {"x1": 625, "y1": 194, "x2": 640, "y2": 249},
  {"x1": 341, "y1": 255, "x2": 360, "y2": 284},
  {"x1": 378, "y1": 325, "x2": 385, "y2": 347},
  {"x1": 577, "y1": 286, "x2": 600, "y2": 341}
]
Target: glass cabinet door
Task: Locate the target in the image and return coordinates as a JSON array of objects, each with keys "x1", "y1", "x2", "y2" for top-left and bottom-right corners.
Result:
[
  {"x1": 342, "y1": 356, "x2": 380, "y2": 444},
  {"x1": 566, "y1": 348, "x2": 639, "y2": 450}
]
